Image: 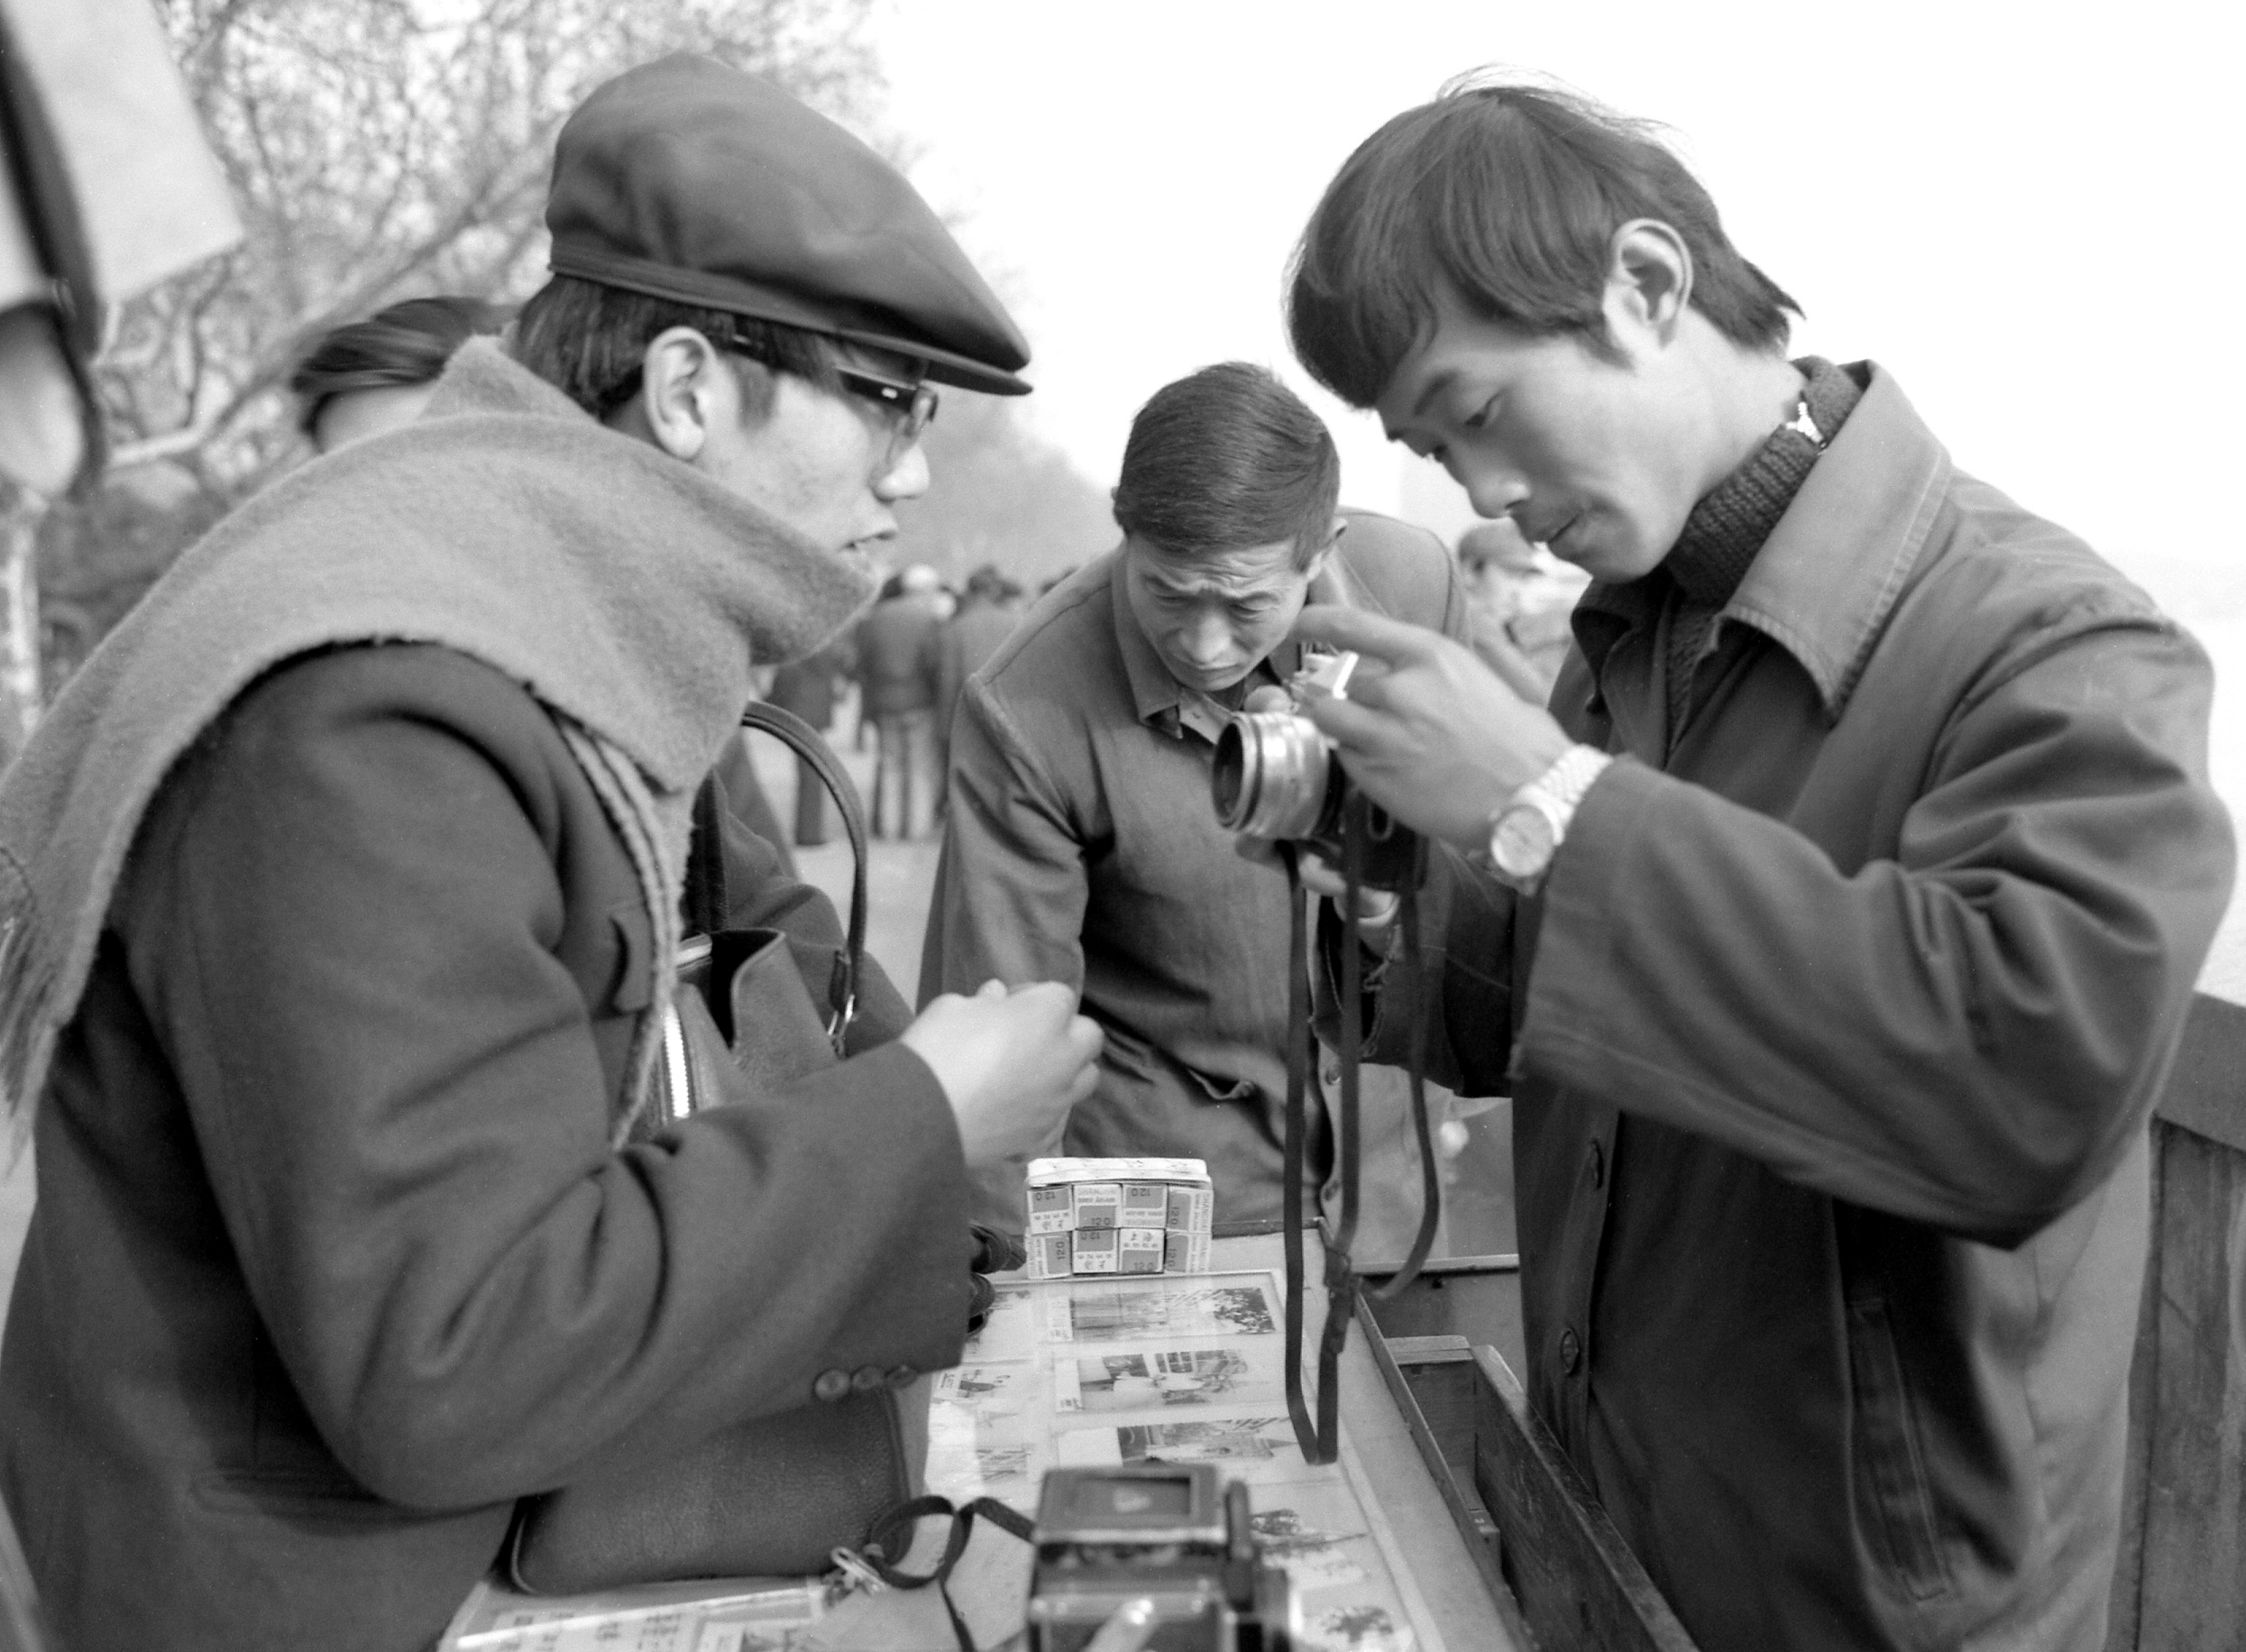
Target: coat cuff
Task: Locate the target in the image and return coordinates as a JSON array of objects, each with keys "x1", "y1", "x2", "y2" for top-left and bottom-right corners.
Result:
[{"x1": 1517, "y1": 756, "x2": 1661, "y2": 1087}]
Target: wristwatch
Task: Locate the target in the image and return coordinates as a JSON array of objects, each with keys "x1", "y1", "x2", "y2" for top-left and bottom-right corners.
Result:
[{"x1": 1485, "y1": 745, "x2": 1613, "y2": 891}]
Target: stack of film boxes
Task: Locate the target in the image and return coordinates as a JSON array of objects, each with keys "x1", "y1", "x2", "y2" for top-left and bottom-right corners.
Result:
[{"x1": 1024, "y1": 1157, "x2": 1214, "y2": 1279}]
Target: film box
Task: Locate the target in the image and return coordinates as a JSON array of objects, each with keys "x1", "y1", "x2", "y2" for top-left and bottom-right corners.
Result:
[
  {"x1": 1070, "y1": 1227, "x2": 1119, "y2": 1273},
  {"x1": 1024, "y1": 1156, "x2": 1215, "y2": 1279},
  {"x1": 1117, "y1": 1227, "x2": 1166, "y2": 1274}
]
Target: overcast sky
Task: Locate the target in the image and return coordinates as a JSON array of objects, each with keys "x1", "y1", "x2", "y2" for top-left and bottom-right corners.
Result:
[{"x1": 870, "y1": 0, "x2": 2241, "y2": 626}]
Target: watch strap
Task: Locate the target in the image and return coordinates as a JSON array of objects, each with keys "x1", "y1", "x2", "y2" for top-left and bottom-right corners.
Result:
[
  {"x1": 1485, "y1": 743, "x2": 1612, "y2": 887},
  {"x1": 1523, "y1": 743, "x2": 1613, "y2": 825}
]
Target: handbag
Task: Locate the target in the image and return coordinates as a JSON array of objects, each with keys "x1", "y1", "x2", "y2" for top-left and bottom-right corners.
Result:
[{"x1": 506, "y1": 702, "x2": 925, "y2": 1593}]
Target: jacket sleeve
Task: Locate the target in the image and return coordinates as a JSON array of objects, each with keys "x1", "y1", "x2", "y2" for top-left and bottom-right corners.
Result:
[
  {"x1": 1521, "y1": 617, "x2": 2234, "y2": 1246},
  {"x1": 120, "y1": 649, "x2": 970, "y2": 1510},
  {"x1": 917, "y1": 676, "x2": 1090, "y2": 1007}
]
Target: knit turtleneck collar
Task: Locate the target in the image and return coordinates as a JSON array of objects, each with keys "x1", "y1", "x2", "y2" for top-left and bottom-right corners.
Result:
[{"x1": 1664, "y1": 357, "x2": 1864, "y2": 607}]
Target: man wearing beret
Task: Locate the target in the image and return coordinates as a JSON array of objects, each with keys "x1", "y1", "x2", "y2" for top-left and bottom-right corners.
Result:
[
  {"x1": 0, "y1": 55, "x2": 1099, "y2": 1652},
  {"x1": 1282, "y1": 79, "x2": 2232, "y2": 1649},
  {"x1": 921, "y1": 363, "x2": 1468, "y2": 1245}
]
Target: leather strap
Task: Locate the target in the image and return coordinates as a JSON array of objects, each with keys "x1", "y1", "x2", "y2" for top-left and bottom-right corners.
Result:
[
  {"x1": 857, "y1": 1493, "x2": 1035, "y2": 1652},
  {"x1": 738, "y1": 702, "x2": 866, "y2": 1051},
  {"x1": 1279, "y1": 803, "x2": 1440, "y2": 1465},
  {"x1": 1279, "y1": 843, "x2": 1321, "y2": 1461},
  {"x1": 1364, "y1": 824, "x2": 1440, "y2": 1300}
]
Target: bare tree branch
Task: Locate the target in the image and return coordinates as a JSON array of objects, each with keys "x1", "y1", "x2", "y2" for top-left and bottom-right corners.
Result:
[{"x1": 61, "y1": 3, "x2": 867, "y2": 470}]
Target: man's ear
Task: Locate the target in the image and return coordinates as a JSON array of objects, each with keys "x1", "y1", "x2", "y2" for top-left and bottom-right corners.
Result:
[
  {"x1": 637, "y1": 326, "x2": 726, "y2": 461},
  {"x1": 1602, "y1": 219, "x2": 1694, "y2": 353},
  {"x1": 1302, "y1": 513, "x2": 1346, "y2": 580}
]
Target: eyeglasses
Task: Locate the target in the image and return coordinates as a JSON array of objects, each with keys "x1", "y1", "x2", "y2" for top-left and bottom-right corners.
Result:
[
  {"x1": 594, "y1": 332, "x2": 941, "y2": 473},
  {"x1": 835, "y1": 363, "x2": 940, "y2": 470},
  {"x1": 715, "y1": 329, "x2": 938, "y2": 473}
]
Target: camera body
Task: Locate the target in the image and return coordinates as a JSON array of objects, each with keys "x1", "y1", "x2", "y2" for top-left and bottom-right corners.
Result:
[
  {"x1": 1209, "y1": 649, "x2": 1420, "y2": 893},
  {"x1": 1026, "y1": 1464, "x2": 1292, "y2": 1651}
]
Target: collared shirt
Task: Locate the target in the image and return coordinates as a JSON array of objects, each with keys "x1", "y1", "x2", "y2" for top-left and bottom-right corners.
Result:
[
  {"x1": 1391, "y1": 363, "x2": 2232, "y2": 1650},
  {"x1": 920, "y1": 512, "x2": 1467, "y2": 1232}
]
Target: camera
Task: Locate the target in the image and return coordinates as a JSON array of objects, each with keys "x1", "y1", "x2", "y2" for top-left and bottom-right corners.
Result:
[
  {"x1": 1209, "y1": 649, "x2": 1419, "y2": 893},
  {"x1": 1026, "y1": 1464, "x2": 1292, "y2": 1651}
]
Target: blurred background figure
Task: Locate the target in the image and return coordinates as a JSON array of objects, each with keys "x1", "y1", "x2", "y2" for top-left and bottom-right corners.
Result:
[
  {"x1": 1454, "y1": 518, "x2": 1579, "y2": 704},
  {"x1": 935, "y1": 562, "x2": 1022, "y2": 810},
  {"x1": 765, "y1": 636, "x2": 855, "y2": 847},
  {"x1": 855, "y1": 564, "x2": 944, "y2": 838},
  {"x1": 289, "y1": 296, "x2": 505, "y2": 453}
]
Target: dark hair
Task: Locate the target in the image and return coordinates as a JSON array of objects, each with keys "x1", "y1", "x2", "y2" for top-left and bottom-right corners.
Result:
[
  {"x1": 1110, "y1": 363, "x2": 1340, "y2": 567},
  {"x1": 511, "y1": 274, "x2": 844, "y2": 422},
  {"x1": 1288, "y1": 74, "x2": 1801, "y2": 408},
  {"x1": 289, "y1": 296, "x2": 505, "y2": 434}
]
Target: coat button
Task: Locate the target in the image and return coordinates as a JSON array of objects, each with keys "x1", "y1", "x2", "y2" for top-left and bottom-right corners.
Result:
[
  {"x1": 813, "y1": 1369, "x2": 852, "y2": 1403},
  {"x1": 851, "y1": 1364, "x2": 886, "y2": 1394},
  {"x1": 887, "y1": 1365, "x2": 919, "y2": 1390},
  {"x1": 1587, "y1": 1140, "x2": 1605, "y2": 1189},
  {"x1": 1559, "y1": 1327, "x2": 1582, "y2": 1374}
]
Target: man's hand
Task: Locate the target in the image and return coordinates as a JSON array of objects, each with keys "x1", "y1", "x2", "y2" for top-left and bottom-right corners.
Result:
[
  {"x1": 900, "y1": 978, "x2": 1104, "y2": 1168},
  {"x1": 1291, "y1": 605, "x2": 1573, "y2": 849}
]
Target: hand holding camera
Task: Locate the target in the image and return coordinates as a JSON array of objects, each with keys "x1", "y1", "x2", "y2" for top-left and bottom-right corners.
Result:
[
  {"x1": 1283, "y1": 606, "x2": 1575, "y2": 851},
  {"x1": 1211, "y1": 647, "x2": 1422, "y2": 894},
  {"x1": 903, "y1": 979, "x2": 1105, "y2": 1168}
]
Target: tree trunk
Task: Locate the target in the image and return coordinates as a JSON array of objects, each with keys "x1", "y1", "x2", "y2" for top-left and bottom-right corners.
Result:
[{"x1": 0, "y1": 483, "x2": 45, "y2": 771}]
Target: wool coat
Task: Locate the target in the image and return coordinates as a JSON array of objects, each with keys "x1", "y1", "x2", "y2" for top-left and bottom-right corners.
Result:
[
  {"x1": 0, "y1": 647, "x2": 965, "y2": 1651},
  {"x1": 1352, "y1": 364, "x2": 2232, "y2": 1649},
  {"x1": 0, "y1": 345, "x2": 972, "y2": 1652}
]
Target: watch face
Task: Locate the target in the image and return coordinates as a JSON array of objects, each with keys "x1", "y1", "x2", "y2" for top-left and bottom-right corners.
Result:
[{"x1": 1491, "y1": 801, "x2": 1557, "y2": 880}]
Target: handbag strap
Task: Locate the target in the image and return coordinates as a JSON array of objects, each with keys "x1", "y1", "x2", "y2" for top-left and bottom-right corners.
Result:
[{"x1": 738, "y1": 701, "x2": 867, "y2": 1052}]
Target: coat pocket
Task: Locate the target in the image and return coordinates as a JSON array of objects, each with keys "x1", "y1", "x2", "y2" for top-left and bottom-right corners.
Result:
[{"x1": 1844, "y1": 1290, "x2": 1953, "y2": 1602}]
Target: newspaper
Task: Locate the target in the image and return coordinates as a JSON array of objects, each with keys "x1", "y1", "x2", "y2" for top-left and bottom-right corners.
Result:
[
  {"x1": 441, "y1": 1268, "x2": 1444, "y2": 1652},
  {"x1": 927, "y1": 1268, "x2": 1440, "y2": 1652}
]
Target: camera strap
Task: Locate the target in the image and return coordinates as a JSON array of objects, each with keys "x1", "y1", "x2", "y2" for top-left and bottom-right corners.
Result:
[
  {"x1": 848, "y1": 1491, "x2": 1035, "y2": 1652},
  {"x1": 1279, "y1": 802, "x2": 1441, "y2": 1466}
]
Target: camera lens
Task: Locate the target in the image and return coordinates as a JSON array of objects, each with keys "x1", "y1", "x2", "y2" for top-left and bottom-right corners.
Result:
[{"x1": 1212, "y1": 711, "x2": 1331, "y2": 840}]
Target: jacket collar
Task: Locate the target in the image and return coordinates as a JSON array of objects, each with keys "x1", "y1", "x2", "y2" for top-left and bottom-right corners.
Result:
[{"x1": 1572, "y1": 362, "x2": 1952, "y2": 721}]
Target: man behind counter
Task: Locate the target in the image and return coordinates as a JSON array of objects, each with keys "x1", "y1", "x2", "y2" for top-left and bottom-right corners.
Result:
[
  {"x1": 1280, "y1": 77, "x2": 2233, "y2": 1650},
  {"x1": 921, "y1": 362, "x2": 1467, "y2": 1242},
  {"x1": 0, "y1": 55, "x2": 1100, "y2": 1652}
]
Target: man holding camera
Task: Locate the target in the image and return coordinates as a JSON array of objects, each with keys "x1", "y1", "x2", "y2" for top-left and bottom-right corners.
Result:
[
  {"x1": 0, "y1": 56, "x2": 1100, "y2": 1652},
  {"x1": 1281, "y1": 80, "x2": 2233, "y2": 1650},
  {"x1": 921, "y1": 362, "x2": 1466, "y2": 1238}
]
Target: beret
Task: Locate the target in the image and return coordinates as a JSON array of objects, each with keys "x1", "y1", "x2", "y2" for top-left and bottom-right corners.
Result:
[{"x1": 547, "y1": 54, "x2": 1031, "y2": 396}]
